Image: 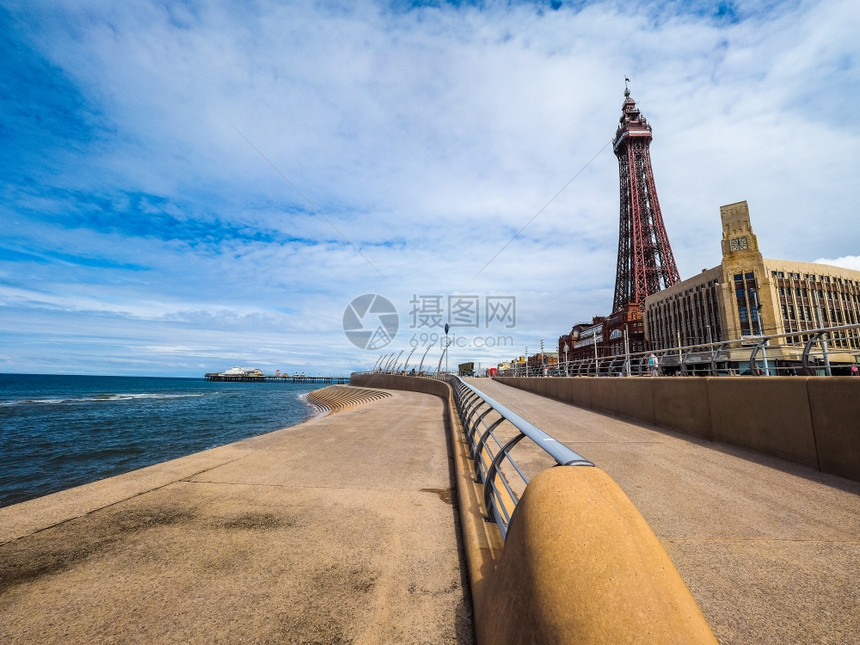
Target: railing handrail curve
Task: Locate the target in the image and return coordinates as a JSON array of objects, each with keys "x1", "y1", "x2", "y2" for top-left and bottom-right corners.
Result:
[
  {"x1": 454, "y1": 377, "x2": 592, "y2": 467},
  {"x1": 447, "y1": 375, "x2": 592, "y2": 540}
]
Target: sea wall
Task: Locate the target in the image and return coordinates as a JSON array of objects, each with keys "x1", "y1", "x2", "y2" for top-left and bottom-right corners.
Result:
[
  {"x1": 495, "y1": 376, "x2": 860, "y2": 482},
  {"x1": 305, "y1": 384, "x2": 390, "y2": 414}
]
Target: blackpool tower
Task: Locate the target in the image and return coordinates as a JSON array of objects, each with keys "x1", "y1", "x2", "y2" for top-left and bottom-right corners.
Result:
[
  {"x1": 611, "y1": 87, "x2": 680, "y2": 313},
  {"x1": 559, "y1": 86, "x2": 680, "y2": 361}
]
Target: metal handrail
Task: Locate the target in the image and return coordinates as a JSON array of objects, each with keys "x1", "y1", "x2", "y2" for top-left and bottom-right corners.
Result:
[
  {"x1": 503, "y1": 322, "x2": 860, "y2": 378},
  {"x1": 447, "y1": 375, "x2": 592, "y2": 540}
]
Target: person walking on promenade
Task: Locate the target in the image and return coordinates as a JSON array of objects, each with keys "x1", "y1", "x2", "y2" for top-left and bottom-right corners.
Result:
[{"x1": 648, "y1": 353, "x2": 659, "y2": 376}]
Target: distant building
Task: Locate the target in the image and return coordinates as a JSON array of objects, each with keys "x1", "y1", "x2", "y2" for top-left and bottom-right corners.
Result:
[
  {"x1": 528, "y1": 352, "x2": 558, "y2": 374},
  {"x1": 644, "y1": 201, "x2": 860, "y2": 372},
  {"x1": 458, "y1": 362, "x2": 476, "y2": 376},
  {"x1": 558, "y1": 318, "x2": 606, "y2": 363}
]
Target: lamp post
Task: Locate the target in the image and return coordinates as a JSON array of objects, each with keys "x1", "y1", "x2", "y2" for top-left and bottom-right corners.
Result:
[
  {"x1": 811, "y1": 287, "x2": 832, "y2": 376},
  {"x1": 563, "y1": 343, "x2": 569, "y2": 377},
  {"x1": 444, "y1": 323, "x2": 450, "y2": 374},
  {"x1": 749, "y1": 288, "x2": 770, "y2": 376},
  {"x1": 525, "y1": 346, "x2": 528, "y2": 378},
  {"x1": 540, "y1": 339, "x2": 545, "y2": 376},
  {"x1": 623, "y1": 326, "x2": 630, "y2": 377}
]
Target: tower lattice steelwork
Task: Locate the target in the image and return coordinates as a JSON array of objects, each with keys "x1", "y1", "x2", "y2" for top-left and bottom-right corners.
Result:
[{"x1": 611, "y1": 88, "x2": 680, "y2": 313}]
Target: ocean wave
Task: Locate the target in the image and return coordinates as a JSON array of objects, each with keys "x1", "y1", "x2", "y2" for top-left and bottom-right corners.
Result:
[
  {"x1": 0, "y1": 375, "x2": 321, "y2": 508},
  {"x1": 298, "y1": 391, "x2": 329, "y2": 418},
  {"x1": 1, "y1": 392, "x2": 206, "y2": 406}
]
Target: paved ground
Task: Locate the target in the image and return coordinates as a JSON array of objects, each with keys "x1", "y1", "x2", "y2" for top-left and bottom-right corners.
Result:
[
  {"x1": 465, "y1": 377, "x2": 860, "y2": 645},
  {"x1": 0, "y1": 388, "x2": 473, "y2": 645}
]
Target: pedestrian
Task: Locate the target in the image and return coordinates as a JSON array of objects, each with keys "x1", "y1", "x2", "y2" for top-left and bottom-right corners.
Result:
[
  {"x1": 851, "y1": 365, "x2": 859, "y2": 377},
  {"x1": 648, "y1": 353, "x2": 659, "y2": 377}
]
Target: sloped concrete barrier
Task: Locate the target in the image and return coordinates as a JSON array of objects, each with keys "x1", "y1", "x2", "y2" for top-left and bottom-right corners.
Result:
[
  {"x1": 806, "y1": 377, "x2": 860, "y2": 481},
  {"x1": 306, "y1": 384, "x2": 390, "y2": 413},
  {"x1": 477, "y1": 466, "x2": 717, "y2": 645},
  {"x1": 495, "y1": 376, "x2": 860, "y2": 482}
]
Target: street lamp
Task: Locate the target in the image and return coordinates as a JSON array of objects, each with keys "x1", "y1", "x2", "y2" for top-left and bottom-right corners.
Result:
[
  {"x1": 540, "y1": 339, "x2": 545, "y2": 376},
  {"x1": 623, "y1": 326, "x2": 631, "y2": 377},
  {"x1": 444, "y1": 323, "x2": 450, "y2": 374},
  {"x1": 563, "y1": 343, "x2": 569, "y2": 377},
  {"x1": 811, "y1": 286, "x2": 833, "y2": 376},
  {"x1": 749, "y1": 287, "x2": 770, "y2": 375}
]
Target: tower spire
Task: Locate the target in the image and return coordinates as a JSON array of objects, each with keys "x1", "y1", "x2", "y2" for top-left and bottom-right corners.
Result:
[{"x1": 611, "y1": 88, "x2": 680, "y2": 313}]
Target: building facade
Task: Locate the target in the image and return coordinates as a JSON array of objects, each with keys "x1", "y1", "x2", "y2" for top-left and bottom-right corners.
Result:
[{"x1": 644, "y1": 201, "x2": 860, "y2": 372}]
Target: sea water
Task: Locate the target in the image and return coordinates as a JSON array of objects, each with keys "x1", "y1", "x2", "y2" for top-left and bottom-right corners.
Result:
[{"x1": 0, "y1": 374, "x2": 320, "y2": 508}]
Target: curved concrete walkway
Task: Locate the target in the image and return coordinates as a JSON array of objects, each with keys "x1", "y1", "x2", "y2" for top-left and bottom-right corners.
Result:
[
  {"x1": 0, "y1": 388, "x2": 473, "y2": 644},
  {"x1": 466, "y1": 377, "x2": 860, "y2": 645}
]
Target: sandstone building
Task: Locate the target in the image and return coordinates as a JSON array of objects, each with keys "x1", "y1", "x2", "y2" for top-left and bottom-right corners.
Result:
[{"x1": 643, "y1": 201, "x2": 860, "y2": 373}]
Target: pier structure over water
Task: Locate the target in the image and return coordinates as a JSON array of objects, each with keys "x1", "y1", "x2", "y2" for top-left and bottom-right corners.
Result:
[{"x1": 203, "y1": 372, "x2": 348, "y2": 384}]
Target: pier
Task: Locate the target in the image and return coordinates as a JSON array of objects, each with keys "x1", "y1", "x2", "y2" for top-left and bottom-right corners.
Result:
[{"x1": 203, "y1": 373, "x2": 349, "y2": 384}]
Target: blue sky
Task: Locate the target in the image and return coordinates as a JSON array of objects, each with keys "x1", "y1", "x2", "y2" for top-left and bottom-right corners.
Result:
[{"x1": 1, "y1": 0, "x2": 858, "y2": 376}]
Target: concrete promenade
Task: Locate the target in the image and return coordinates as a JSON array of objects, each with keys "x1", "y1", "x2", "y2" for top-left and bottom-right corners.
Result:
[
  {"x1": 0, "y1": 387, "x2": 472, "y2": 644},
  {"x1": 466, "y1": 377, "x2": 860, "y2": 645}
]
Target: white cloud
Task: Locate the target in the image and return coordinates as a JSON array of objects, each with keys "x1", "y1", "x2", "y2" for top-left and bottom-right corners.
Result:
[
  {"x1": 812, "y1": 256, "x2": 860, "y2": 272},
  {"x1": 2, "y1": 0, "x2": 858, "y2": 375}
]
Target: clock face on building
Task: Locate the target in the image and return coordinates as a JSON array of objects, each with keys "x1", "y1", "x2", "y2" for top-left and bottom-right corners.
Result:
[{"x1": 730, "y1": 236, "x2": 748, "y2": 251}]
